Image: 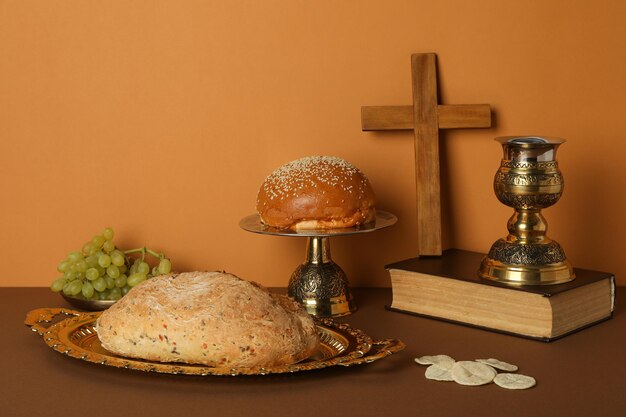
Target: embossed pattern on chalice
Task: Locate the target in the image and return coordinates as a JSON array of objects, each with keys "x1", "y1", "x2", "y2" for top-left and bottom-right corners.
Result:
[
  {"x1": 494, "y1": 161, "x2": 564, "y2": 210},
  {"x1": 288, "y1": 262, "x2": 348, "y2": 300},
  {"x1": 487, "y1": 239, "x2": 567, "y2": 265}
]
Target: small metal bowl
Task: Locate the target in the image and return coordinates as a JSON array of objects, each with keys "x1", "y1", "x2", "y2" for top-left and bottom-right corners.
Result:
[{"x1": 61, "y1": 293, "x2": 117, "y2": 311}]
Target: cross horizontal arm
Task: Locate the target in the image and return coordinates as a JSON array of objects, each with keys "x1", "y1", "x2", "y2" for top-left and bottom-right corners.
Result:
[{"x1": 361, "y1": 104, "x2": 491, "y2": 131}]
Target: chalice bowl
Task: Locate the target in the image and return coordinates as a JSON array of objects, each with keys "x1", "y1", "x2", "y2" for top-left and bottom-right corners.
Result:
[{"x1": 478, "y1": 136, "x2": 575, "y2": 285}]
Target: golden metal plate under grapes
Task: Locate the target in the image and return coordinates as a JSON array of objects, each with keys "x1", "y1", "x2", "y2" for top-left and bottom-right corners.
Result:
[
  {"x1": 61, "y1": 294, "x2": 116, "y2": 311},
  {"x1": 25, "y1": 308, "x2": 404, "y2": 376}
]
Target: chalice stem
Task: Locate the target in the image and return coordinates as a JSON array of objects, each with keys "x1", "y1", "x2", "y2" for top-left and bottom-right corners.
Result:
[{"x1": 507, "y1": 209, "x2": 548, "y2": 245}]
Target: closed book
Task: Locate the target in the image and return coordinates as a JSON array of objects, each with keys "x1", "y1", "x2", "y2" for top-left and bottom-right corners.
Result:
[{"x1": 386, "y1": 249, "x2": 615, "y2": 341}]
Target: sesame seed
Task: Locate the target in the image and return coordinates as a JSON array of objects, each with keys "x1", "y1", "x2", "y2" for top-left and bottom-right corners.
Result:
[{"x1": 259, "y1": 156, "x2": 366, "y2": 197}]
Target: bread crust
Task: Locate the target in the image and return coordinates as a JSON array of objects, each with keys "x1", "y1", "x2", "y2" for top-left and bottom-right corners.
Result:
[
  {"x1": 256, "y1": 156, "x2": 376, "y2": 230},
  {"x1": 95, "y1": 272, "x2": 319, "y2": 368}
]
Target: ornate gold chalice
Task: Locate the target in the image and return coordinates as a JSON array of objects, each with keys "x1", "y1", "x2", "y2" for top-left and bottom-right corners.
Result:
[{"x1": 479, "y1": 136, "x2": 575, "y2": 285}]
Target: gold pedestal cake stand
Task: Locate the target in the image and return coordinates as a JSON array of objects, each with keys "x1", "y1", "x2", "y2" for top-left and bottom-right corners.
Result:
[{"x1": 239, "y1": 211, "x2": 397, "y2": 318}]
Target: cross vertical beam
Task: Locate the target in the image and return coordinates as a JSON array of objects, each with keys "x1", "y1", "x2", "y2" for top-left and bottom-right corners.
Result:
[
  {"x1": 412, "y1": 54, "x2": 441, "y2": 255},
  {"x1": 361, "y1": 53, "x2": 492, "y2": 257}
]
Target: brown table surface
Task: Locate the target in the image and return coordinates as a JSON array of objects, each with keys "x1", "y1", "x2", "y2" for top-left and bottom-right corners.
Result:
[{"x1": 2, "y1": 287, "x2": 625, "y2": 417}]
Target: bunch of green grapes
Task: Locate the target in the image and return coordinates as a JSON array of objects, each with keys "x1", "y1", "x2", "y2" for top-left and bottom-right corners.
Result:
[{"x1": 50, "y1": 227, "x2": 172, "y2": 301}]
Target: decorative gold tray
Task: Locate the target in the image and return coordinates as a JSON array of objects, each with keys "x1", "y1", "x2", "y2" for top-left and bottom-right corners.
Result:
[{"x1": 25, "y1": 308, "x2": 404, "y2": 376}]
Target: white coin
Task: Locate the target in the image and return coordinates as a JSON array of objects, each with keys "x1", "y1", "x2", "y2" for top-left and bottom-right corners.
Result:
[
  {"x1": 494, "y1": 373, "x2": 536, "y2": 390},
  {"x1": 451, "y1": 361, "x2": 497, "y2": 386},
  {"x1": 414, "y1": 354, "x2": 455, "y2": 367},
  {"x1": 476, "y1": 358, "x2": 519, "y2": 372},
  {"x1": 425, "y1": 364, "x2": 454, "y2": 381}
]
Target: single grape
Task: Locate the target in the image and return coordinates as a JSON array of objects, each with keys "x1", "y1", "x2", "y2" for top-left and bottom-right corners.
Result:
[
  {"x1": 93, "y1": 277, "x2": 107, "y2": 292},
  {"x1": 98, "y1": 254, "x2": 111, "y2": 268},
  {"x1": 67, "y1": 280, "x2": 83, "y2": 296},
  {"x1": 98, "y1": 289, "x2": 110, "y2": 300},
  {"x1": 85, "y1": 255, "x2": 99, "y2": 268},
  {"x1": 127, "y1": 273, "x2": 146, "y2": 287},
  {"x1": 151, "y1": 266, "x2": 159, "y2": 276},
  {"x1": 103, "y1": 240, "x2": 115, "y2": 253},
  {"x1": 121, "y1": 285, "x2": 131, "y2": 295},
  {"x1": 108, "y1": 287, "x2": 122, "y2": 300},
  {"x1": 82, "y1": 281, "x2": 95, "y2": 299},
  {"x1": 119, "y1": 264, "x2": 128, "y2": 274},
  {"x1": 57, "y1": 260, "x2": 71, "y2": 273},
  {"x1": 158, "y1": 258, "x2": 172, "y2": 274},
  {"x1": 106, "y1": 265, "x2": 120, "y2": 278},
  {"x1": 92, "y1": 235, "x2": 105, "y2": 249},
  {"x1": 75, "y1": 260, "x2": 88, "y2": 273},
  {"x1": 102, "y1": 227, "x2": 114, "y2": 240},
  {"x1": 110, "y1": 251, "x2": 125, "y2": 267},
  {"x1": 115, "y1": 274, "x2": 127, "y2": 288},
  {"x1": 137, "y1": 262, "x2": 150, "y2": 275},
  {"x1": 64, "y1": 270, "x2": 78, "y2": 281},
  {"x1": 62, "y1": 282, "x2": 73, "y2": 296},
  {"x1": 86, "y1": 268, "x2": 99, "y2": 281},
  {"x1": 68, "y1": 251, "x2": 83, "y2": 263},
  {"x1": 96, "y1": 265, "x2": 106, "y2": 276},
  {"x1": 51, "y1": 278, "x2": 66, "y2": 292},
  {"x1": 105, "y1": 276, "x2": 115, "y2": 290},
  {"x1": 82, "y1": 242, "x2": 95, "y2": 256}
]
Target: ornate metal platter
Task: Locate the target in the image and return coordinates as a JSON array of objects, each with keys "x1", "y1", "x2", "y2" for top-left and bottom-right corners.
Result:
[
  {"x1": 239, "y1": 210, "x2": 397, "y2": 237},
  {"x1": 25, "y1": 308, "x2": 404, "y2": 376}
]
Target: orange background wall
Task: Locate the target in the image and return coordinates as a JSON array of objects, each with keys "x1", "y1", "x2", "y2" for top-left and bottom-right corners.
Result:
[{"x1": 1, "y1": 1, "x2": 625, "y2": 287}]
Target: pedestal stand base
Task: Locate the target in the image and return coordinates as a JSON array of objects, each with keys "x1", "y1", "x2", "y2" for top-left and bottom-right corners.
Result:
[
  {"x1": 478, "y1": 238, "x2": 575, "y2": 285},
  {"x1": 479, "y1": 257, "x2": 575, "y2": 285},
  {"x1": 238, "y1": 211, "x2": 397, "y2": 318},
  {"x1": 288, "y1": 260, "x2": 357, "y2": 317}
]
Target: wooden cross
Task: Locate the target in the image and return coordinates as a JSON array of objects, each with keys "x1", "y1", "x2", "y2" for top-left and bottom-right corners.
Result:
[{"x1": 361, "y1": 53, "x2": 492, "y2": 256}]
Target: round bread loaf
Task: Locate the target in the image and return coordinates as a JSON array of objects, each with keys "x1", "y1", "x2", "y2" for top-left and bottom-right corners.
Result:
[
  {"x1": 257, "y1": 156, "x2": 376, "y2": 230},
  {"x1": 95, "y1": 271, "x2": 319, "y2": 368}
]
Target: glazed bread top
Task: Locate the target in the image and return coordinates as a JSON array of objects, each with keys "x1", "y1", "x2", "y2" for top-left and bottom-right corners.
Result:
[{"x1": 256, "y1": 156, "x2": 376, "y2": 230}]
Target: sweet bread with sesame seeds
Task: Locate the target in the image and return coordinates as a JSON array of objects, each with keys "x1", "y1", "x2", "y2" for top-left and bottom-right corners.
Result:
[
  {"x1": 95, "y1": 271, "x2": 319, "y2": 368},
  {"x1": 256, "y1": 156, "x2": 376, "y2": 230}
]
